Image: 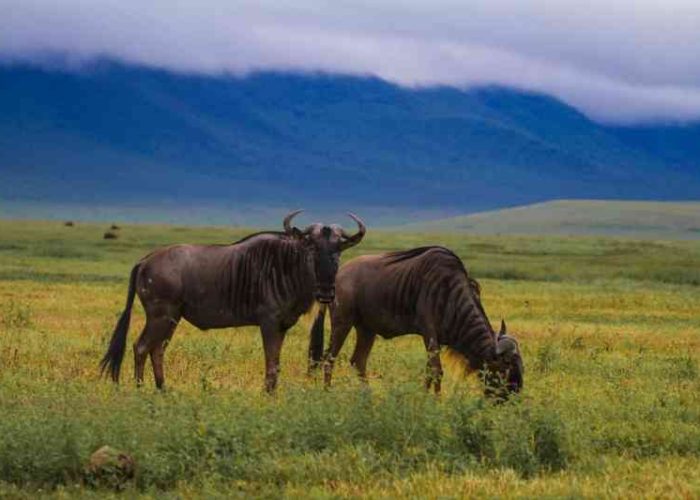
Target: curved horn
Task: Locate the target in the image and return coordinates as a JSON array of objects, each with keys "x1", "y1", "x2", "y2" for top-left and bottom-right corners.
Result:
[
  {"x1": 340, "y1": 212, "x2": 366, "y2": 250},
  {"x1": 283, "y1": 209, "x2": 304, "y2": 234}
]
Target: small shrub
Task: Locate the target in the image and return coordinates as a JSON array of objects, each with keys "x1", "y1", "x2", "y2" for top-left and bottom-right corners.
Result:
[
  {"x1": 672, "y1": 355, "x2": 698, "y2": 380},
  {"x1": 532, "y1": 411, "x2": 570, "y2": 472},
  {"x1": 570, "y1": 336, "x2": 585, "y2": 350},
  {"x1": 452, "y1": 399, "x2": 494, "y2": 463},
  {"x1": 491, "y1": 405, "x2": 538, "y2": 478},
  {"x1": 478, "y1": 403, "x2": 572, "y2": 478},
  {"x1": 1, "y1": 301, "x2": 33, "y2": 330},
  {"x1": 535, "y1": 342, "x2": 559, "y2": 374},
  {"x1": 497, "y1": 429, "x2": 538, "y2": 478}
]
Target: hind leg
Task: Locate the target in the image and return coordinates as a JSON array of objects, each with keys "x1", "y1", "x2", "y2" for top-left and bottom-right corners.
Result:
[
  {"x1": 350, "y1": 326, "x2": 376, "y2": 383},
  {"x1": 133, "y1": 305, "x2": 180, "y2": 389},
  {"x1": 134, "y1": 335, "x2": 148, "y2": 387},
  {"x1": 149, "y1": 323, "x2": 177, "y2": 390}
]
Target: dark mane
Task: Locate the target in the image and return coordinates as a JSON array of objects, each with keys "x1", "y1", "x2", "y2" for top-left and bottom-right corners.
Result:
[
  {"x1": 468, "y1": 276, "x2": 481, "y2": 298},
  {"x1": 222, "y1": 230, "x2": 313, "y2": 320},
  {"x1": 387, "y1": 247, "x2": 495, "y2": 366},
  {"x1": 231, "y1": 230, "x2": 290, "y2": 245},
  {"x1": 385, "y1": 246, "x2": 484, "y2": 299},
  {"x1": 384, "y1": 246, "x2": 465, "y2": 267}
]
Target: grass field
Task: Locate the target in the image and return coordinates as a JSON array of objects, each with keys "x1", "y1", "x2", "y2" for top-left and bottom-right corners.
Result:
[
  {"x1": 0, "y1": 219, "x2": 699, "y2": 498},
  {"x1": 400, "y1": 200, "x2": 700, "y2": 240}
]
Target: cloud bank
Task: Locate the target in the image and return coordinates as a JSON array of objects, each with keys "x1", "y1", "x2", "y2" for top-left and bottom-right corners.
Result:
[{"x1": 3, "y1": 0, "x2": 700, "y2": 123}]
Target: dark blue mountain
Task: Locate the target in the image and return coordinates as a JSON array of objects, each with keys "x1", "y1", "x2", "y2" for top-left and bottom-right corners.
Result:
[{"x1": 1, "y1": 60, "x2": 698, "y2": 214}]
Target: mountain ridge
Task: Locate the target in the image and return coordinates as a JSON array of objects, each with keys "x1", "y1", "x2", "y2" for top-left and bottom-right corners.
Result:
[{"x1": 1, "y1": 60, "x2": 699, "y2": 218}]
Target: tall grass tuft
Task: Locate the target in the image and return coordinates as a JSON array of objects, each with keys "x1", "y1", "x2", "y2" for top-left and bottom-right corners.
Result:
[{"x1": 1, "y1": 300, "x2": 33, "y2": 330}]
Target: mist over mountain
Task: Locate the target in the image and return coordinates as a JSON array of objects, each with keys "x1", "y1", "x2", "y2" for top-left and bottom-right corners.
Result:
[{"x1": 1, "y1": 61, "x2": 698, "y2": 222}]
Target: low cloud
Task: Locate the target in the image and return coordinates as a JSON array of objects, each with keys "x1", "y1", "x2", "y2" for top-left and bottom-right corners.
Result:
[{"x1": 3, "y1": 0, "x2": 700, "y2": 123}]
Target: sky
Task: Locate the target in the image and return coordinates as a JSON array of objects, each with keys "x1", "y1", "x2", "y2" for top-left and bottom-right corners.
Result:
[{"x1": 2, "y1": 0, "x2": 700, "y2": 124}]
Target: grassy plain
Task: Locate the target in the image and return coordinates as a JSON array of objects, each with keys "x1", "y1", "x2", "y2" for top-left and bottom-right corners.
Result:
[
  {"x1": 0, "y1": 219, "x2": 699, "y2": 498},
  {"x1": 401, "y1": 199, "x2": 700, "y2": 240}
]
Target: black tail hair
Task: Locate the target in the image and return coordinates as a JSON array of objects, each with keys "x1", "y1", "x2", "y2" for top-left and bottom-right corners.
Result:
[
  {"x1": 308, "y1": 303, "x2": 326, "y2": 370},
  {"x1": 99, "y1": 264, "x2": 140, "y2": 382}
]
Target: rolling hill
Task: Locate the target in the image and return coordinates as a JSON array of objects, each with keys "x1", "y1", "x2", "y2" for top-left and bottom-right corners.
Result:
[
  {"x1": 1, "y1": 60, "x2": 699, "y2": 223},
  {"x1": 398, "y1": 200, "x2": 700, "y2": 239}
]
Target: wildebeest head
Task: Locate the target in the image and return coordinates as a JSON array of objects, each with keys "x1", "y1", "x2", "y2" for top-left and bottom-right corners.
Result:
[
  {"x1": 485, "y1": 320, "x2": 524, "y2": 399},
  {"x1": 283, "y1": 210, "x2": 366, "y2": 304}
]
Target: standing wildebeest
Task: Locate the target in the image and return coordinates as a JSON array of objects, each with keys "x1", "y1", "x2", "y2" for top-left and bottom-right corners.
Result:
[
  {"x1": 100, "y1": 211, "x2": 366, "y2": 392},
  {"x1": 314, "y1": 246, "x2": 523, "y2": 397}
]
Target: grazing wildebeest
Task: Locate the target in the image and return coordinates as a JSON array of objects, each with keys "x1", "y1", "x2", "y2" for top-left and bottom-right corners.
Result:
[
  {"x1": 100, "y1": 211, "x2": 366, "y2": 392},
  {"x1": 314, "y1": 246, "x2": 523, "y2": 397}
]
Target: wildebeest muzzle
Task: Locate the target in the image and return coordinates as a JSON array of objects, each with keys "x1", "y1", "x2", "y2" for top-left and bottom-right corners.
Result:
[{"x1": 315, "y1": 286, "x2": 335, "y2": 304}]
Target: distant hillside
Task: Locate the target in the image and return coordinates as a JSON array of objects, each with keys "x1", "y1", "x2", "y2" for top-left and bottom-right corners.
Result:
[
  {"x1": 1, "y1": 60, "x2": 699, "y2": 217},
  {"x1": 399, "y1": 200, "x2": 700, "y2": 239}
]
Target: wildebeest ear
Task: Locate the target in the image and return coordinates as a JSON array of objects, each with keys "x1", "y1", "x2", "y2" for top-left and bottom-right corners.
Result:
[
  {"x1": 290, "y1": 227, "x2": 304, "y2": 239},
  {"x1": 496, "y1": 336, "x2": 517, "y2": 357},
  {"x1": 499, "y1": 319, "x2": 507, "y2": 338}
]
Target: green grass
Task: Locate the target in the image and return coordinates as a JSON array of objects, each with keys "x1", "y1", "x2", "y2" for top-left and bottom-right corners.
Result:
[
  {"x1": 400, "y1": 199, "x2": 700, "y2": 240},
  {"x1": 0, "y1": 219, "x2": 699, "y2": 498}
]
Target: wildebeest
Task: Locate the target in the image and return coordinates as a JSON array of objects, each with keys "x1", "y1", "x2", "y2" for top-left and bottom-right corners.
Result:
[
  {"x1": 100, "y1": 210, "x2": 366, "y2": 392},
  {"x1": 103, "y1": 231, "x2": 118, "y2": 240},
  {"x1": 314, "y1": 246, "x2": 523, "y2": 397}
]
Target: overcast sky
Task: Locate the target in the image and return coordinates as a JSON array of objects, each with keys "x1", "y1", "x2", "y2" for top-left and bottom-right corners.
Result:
[{"x1": 3, "y1": 0, "x2": 700, "y2": 124}]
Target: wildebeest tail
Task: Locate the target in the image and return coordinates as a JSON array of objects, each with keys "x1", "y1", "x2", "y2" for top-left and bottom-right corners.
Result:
[
  {"x1": 100, "y1": 264, "x2": 140, "y2": 382},
  {"x1": 308, "y1": 303, "x2": 326, "y2": 369}
]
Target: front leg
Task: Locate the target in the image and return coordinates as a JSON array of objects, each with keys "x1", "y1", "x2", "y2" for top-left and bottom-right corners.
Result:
[
  {"x1": 260, "y1": 319, "x2": 287, "y2": 394},
  {"x1": 307, "y1": 303, "x2": 327, "y2": 375},
  {"x1": 423, "y1": 336, "x2": 443, "y2": 394}
]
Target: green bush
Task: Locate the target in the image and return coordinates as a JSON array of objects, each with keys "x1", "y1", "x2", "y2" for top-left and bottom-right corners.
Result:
[
  {"x1": 1, "y1": 300, "x2": 33, "y2": 330},
  {"x1": 535, "y1": 342, "x2": 559, "y2": 374}
]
